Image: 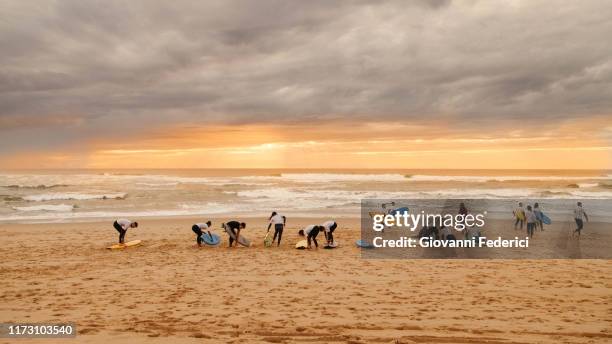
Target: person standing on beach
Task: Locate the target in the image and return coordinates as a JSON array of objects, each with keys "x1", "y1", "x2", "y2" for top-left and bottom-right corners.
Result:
[
  {"x1": 113, "y1": 218, "x2": 138, "y2": 244},
  {"x1": 513, "y1": 202, "x2": 525, "y2": 230},
  {"x1": 298, "y1": 225, "x2": 322, "y2": 248},
  {"x1": 573, "y1": 202, "x2": 589, "y2": 238},
  {"x1": 267, "y1": 211, "x2": 286, "y2": 247},
  {"x1": 321, "y1": 220, "x2": 337, "y2": 245},
  {"x1": 223, "y1": 221, "x2": 246, "y2": 247},
  {"x1": 525, "y1": 205, "x2": 537, "y2": 238},
  {"x1": 533, "y1": 203, "x2": 544, "y2": 231},
  {"x1": 192, "y1": 221, "x2": 212, "y2": 247}
]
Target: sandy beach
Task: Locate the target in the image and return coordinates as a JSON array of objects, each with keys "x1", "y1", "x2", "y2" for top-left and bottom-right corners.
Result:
[{"x1": 1, "y1": 217, "x2": 610, "y2": 344}]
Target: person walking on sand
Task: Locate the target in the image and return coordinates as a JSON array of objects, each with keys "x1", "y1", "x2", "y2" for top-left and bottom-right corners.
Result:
[
  {"x1": 525, "y1": 205, "x2": 537, "y2": 238},
  {"x1": 266, "y1": 211, "x2": 286, "y2": 247},
  {"x1": 113, "y1": 218, "x2": 138, "y2": 244},
  {"x1": 298, "y1": 225, "x2": 323, "y2": 249},
  {"x1": 513, "y1": 202, "x2": 525, "y2": 231},
  {"x1": 321, "y1": 220, "x2": 338, "y2": 245},
  {"x1": 534, "y1": 203, "x2": 544, "y2": 231},
  {"x1": 573, "y1": 202, "x2": 589, "y2": 238},
  {"x1": 192, "y1": 221, "x2": 212, "y2": 247},
  {"x1": 223, "y1": 221, "x2": 246, "y2": 247}
]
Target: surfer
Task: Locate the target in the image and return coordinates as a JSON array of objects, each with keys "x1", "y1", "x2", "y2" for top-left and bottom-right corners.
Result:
[
  {"x1": 525, "y1": 205, "x2": 537, "y2": 238},
  {"x1": 298, "y1": 225, "x2": 323, "y2": 248},
  {"x1": 513, "y1": 202, "x2": 525, "y2": 231},
  {"x1": 267, "y1": 211, "x2": 286, "y2": 247},
  {"x1": 113, "y1": 218, "x2": 138, "y2": 244},
  {"x1": 192, "y1": 221, "x2": 212, "y2": 247},
  {"x1": 533, "y1": 203, "x2": 544, "y2": 231},
  {"x1": 573, "y1": 202, "x2": 589, "y2": 238},
  {"x1": 223, "y1": 221, "x2": 246, "y2": 247},
  {"x1": 321, "y1": 220, "x2": 337, "y2": 245}
]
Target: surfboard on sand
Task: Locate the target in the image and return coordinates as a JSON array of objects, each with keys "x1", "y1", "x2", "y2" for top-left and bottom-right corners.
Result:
[
  {"x1": 356, "y1": 239, "x2": 374, "y2": 248},
  {"x1": 324, "y1": 241, "x2": 339, "y2": 249},
  {"x1": 264, "y1": 231, "x2": 273, "y2": 247},
  {"x1": 295, "y1": 240, "x2": 308, "y2": 249},
  {"x1": 223, "y1": 224, "x2": 250, "y2": 247},
  {"x1": 107, "y1": 240, "x2": 142, "y2": 250},
  {"x1": 541, "y1": 213, "x2": 552, "y2": 225},
  {"x1": 202, "y1": 233, "x2": 221, "y2": 246}
]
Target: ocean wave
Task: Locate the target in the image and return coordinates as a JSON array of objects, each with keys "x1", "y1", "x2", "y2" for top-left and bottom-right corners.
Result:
[
  {"x1": 13, "y1": 204, "x2": 75, "y2": 212},
  {"x1": 407, "y1": 175, "x2": 611, "y2": 182},
  {"x1": 279, "y1": 173, "x2": 407, "y2": 182},
  {"x1": 23, "y1": 192, "x2": 127, "y2": 202},
  {"x1": 2, "y1": 184, "x2": 69, "y2": 189}
]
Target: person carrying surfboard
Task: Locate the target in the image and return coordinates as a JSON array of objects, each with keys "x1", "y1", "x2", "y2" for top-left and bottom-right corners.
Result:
[
  {"x1": 321, "y1": 220, "x2": 337, "y2": 245},
  {"x1": 573, "y1": 202, "x2": 589, "y2": 238},
  {"x1": 192, "y1": 221, "x2": 212, "y2": 247},
  {"x1": 513, "y1": 202, "x2": 525, "y2": 231},
  {"x1": 113, "y1": 218, "x2": 138, "y2": 244},
  {"x1": 533, "y1": 203, "x2": 544, "y2": 231},
  {"x1": 525, "y1": 205, "x2": 537, "y2": 238},
  {"x1": 298, "y1": 225, "x2": 323, "y2": 248},
  {"x1": 267, "y1": 211, "x2": 286, "y2": 247},
  {"x1": 223, "y1": 221, "x2": 246, "y2": 247}
]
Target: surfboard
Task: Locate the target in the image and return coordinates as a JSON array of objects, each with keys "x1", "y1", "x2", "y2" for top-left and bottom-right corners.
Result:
[
  {"x1": 541, "y1": 213, "x2": 552, "y2": 225},
  {"x1": 107, "y1": 240, "x2": 142, "y2": 250},
  {"x1": 201, "y1": 233, "x2": 221, "y2": 246},
  {"x1": 356, "y1": 239, "x2": 374, "y2": 248},
  {"x1": 389, "y1": 207, "x2": 409, "y2": 215},
  {"x1": 324, "y1": 241, "x2": 338, "y2": 249},
  {"x1": 223, "y1": 224, "x2": 250, "y2": 247},
  {"x1": 264, "y1": 231, "x2": 273, "y2": 247},
  {"x1": 295, "y1": 240, "x2": 308, "y2": 249},
  {"x1": 516, "y1": 211, "x2": 525, "y2": 220}
]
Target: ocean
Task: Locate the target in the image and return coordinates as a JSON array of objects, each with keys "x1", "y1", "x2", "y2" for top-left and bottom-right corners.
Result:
[{"x1": 0, "y1": 169, "x2": 611, "y2": 223}]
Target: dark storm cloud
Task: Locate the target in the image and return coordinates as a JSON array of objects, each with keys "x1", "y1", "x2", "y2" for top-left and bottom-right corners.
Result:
[{"x1": 1, "y1": 0, "x2": 611, "y2": 152}]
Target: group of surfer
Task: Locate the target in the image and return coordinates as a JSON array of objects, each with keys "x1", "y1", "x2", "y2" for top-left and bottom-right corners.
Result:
[
  {"x1": 113, "y1": 211, "x2": 338, "y2": 248},
  {"x1": 513, "y1": 201, "x2": 589, "y2": 238}
]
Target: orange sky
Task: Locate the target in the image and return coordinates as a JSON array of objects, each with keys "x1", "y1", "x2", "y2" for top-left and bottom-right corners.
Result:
[{"x1": 2, "y1": 119, "x2": 610, "y2": 170}]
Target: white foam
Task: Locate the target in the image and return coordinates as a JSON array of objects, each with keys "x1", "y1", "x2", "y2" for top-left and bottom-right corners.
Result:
[
  {"x1": 14, "y1": 204, "x2": 75, "y2": 212},
  {"x1": 577, "y1": 183, "x2": 599, "y2": 188},
  {"x1": 23, "y1": 193, "x2": 127, "y2": 202},
  {"x1": 407, "y1": 175, "x2": 611, "y2": 182},
  {"x1": 279, "y1": 173, "x2": 407, "y2": 182}
]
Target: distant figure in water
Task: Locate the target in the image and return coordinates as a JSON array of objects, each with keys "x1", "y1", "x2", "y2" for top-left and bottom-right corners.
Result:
[
  {"x1": 267, "y1": 211, "x2": 286, "y2": 247},
  {"x1": 525, "y1": 205, "x2": 537, "y2": 238},
  {"x1": 113, "y1": 218, "x2": 138, "y2": 244},
  {"x1": 192, "y1": 221, "x2": 212, "y2": 247},
  {"x1": 573, "y1": 202, "x2": 589, "y2": 238},
  {"x1": 513, "y1": 202, "x2": 525, "y2": 231}
]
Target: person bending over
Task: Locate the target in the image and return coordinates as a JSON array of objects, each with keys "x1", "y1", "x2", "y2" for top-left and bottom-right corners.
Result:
[
  {"x1": 223, "y1": 221, "x2": 246, "y2": 247},
  {"x1": 267, "y1": 211, "x2": 286, "y2": 247},
  {"x1": 321, "y1": 220, "x2": 337, "y2": 245},
  {"x1": 298, "y1": 225, "x2": 322, "y2": 248},
  {"x1": 113, "y1": 218, "x2": 138, "y2": 244},
  {"x1": 192, "y1": 221, "x2": 212, "y2": 247}
]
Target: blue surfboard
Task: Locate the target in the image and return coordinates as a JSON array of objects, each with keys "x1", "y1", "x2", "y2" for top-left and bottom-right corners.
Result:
[
  {"x1": 389, "y1": 207, "x2": 409, "y2": 215},
  {"x1": 541, "y1": 213, "x2": 551, "y2": 225},
  {"x1": 201, "y1": 233, "x2": 221, "y2": 246},
  {"x1": 356, "y1": 239, "x2": 374, "y2": 248}
]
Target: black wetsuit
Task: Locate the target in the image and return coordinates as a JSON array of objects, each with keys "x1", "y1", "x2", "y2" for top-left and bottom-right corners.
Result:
[
  {"x1": 113, "y1": 221, "x2": 126, "y2": 244},
  {"x1": 225, "y1": 221, "x2": 241, "y2": 246}
]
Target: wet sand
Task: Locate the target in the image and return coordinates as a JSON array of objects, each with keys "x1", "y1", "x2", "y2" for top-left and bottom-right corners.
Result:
[{"x1": 0, "y1": 217, "x2": 610, "y2": 343}]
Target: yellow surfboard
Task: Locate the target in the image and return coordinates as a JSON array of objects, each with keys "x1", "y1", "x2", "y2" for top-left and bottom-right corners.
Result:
[
  {"x1": 107, "y1": 240, "x2": 142, "y2": 250},
  {"x1": 295, "y1": 240, "x2": 308, "y2": 249}
]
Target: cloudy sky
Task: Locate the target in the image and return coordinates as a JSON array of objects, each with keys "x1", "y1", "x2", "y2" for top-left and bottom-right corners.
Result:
[{"x1": 1, "y1": 0, "x2": 610, "y2": 169}]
